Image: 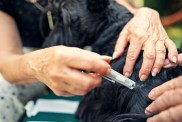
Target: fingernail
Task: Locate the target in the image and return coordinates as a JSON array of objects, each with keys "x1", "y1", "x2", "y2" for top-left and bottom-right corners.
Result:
[
  {"x1": 140, "y1": 75, "x2": 147, "y2": 81},
  {"x1": 112, "y1": 52, "x2": 118, "y2": 59},
  {"x1": 172, "y1": 56, "x2": 177, "y2": 63},
  {"x1": 145, "y1": 107, "x2": 152, "y2": 115},
  {"x1": 145, "y1": 108, "x2": 149, "y2": 115},
  {"x1": 152, "y1": 68, "x2": 159, "y2": 77},
  {"x1": 148, "y1": 91, "x2": 155, "y2": 99},
  {"x1": 124, "y1": 72, "x2": 131, "y2": 77}
]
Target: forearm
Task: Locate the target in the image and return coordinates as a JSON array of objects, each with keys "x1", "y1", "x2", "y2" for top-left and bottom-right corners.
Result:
[
  {"x1": 0, "y1": 54, "x2": 37, "y2": 83},
  {"x1": 116, "y1": 0, "x2": 137, "y2": 14},
  {"x1": 0, "y1": 11, "x2": 23, "y2": 54},
  {"x1": 0, "y1": 11, "x2": 36, "y2": 83},
  {"x1": 116, "y1": 0, "x2": 159, "y2": 17}
]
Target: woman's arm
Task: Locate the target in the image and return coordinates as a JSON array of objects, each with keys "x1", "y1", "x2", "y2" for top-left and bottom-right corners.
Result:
[
  {"x1": 0, "y1": 11, "x2": 22, "y2": 54},
  {"x1": 0, "y1": 11, "x2": 36, "y2": 83},
  {"x1": 0, "y1": 11, "x2": 112, "y2": 96}
]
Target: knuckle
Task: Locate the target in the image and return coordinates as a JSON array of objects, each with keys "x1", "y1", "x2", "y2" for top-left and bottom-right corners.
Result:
[
  {"x1": 53, "y1": 48, "x2": 64, "y2": 60},
  {"x1": 168, "y1": 82, "x2": 176, "y2": 90},
  {"x1": 156, "y1": 48, "x2": 166, "y2": 55},
  {"x1": 163, "y1": 91, "x2": 173, "y2": 103},
  {"x1": 156, "y1": 63, "x2": 163, "y2": 68},
  {"x1": 127, "y1": 50, "x2": 137, "y2": 61},
  {"x1": 136, "y1": 40, "x2": 143, "y2": 46},
  {"x1": 155, "y1": 61, "x2": 164, "y2": 68},
  {"x1": 141, "y1": 65, "x2": 151, "y2": 73},
  {"x1": 145, "y1": 52, "x2": 155, "y2": 60}
]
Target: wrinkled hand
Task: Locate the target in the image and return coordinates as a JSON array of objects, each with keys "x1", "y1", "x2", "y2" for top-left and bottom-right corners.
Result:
[
  {"x1": 114, "y1": 7, "x2": 178, "y2": 81},
  {"x1": 145, "y1": 53, "x2": 182, "y2": 121},
  {"x1": 25, "y1": 46, "x2": 111, "y2": 96},
  {"x1": 145, "y1": 76, "x2": 182, "y2": 122}
]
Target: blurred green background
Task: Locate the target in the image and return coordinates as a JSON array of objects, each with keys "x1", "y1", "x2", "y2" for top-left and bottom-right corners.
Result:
[{"x1": 129, "y1": 0, "x2": 182, "y2": 48}]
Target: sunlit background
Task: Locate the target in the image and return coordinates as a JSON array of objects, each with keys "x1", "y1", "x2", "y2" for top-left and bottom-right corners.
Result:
[{"x1": 127, "y1": 0, "x2": 182, "y2": 48}]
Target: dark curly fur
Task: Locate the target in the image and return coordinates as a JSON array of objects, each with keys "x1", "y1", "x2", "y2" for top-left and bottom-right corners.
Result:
[
  {"x1": 41, "y1": 0, "x2": 182, "y2": 122},
  {"x1": 76, "y1": 48, "x2": 182, "y2": 122},
  {"x1": 42, "y1": 0, "x2": 132, "y2": 51}
]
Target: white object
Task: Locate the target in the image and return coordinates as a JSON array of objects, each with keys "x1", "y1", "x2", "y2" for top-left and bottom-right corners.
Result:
[{"x1": 25, "y1": 99, "x2": 79, "y2": 117}]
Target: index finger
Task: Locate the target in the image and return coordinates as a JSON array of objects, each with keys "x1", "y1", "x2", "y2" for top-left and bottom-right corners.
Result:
[
  {"x1": 146, "y1": 88, "x2": 182, "y2": 115},
  {"x1": 113, "y1": 26, "x2": 129, "y2": 59},
  {"x1": 148, "y1": 76, "x2": 182, "y2": 100},
  {"x1": 123, "y1": 40, "x2": 142, "y2": 77},
  {"x1": 69, "y1": 52, "x2": 111, "y2": 75}
]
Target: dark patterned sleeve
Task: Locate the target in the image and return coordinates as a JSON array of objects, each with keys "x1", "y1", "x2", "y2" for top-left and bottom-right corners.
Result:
[{"x1": 0, "y1": 0, "x2": 16, "y2": 17}]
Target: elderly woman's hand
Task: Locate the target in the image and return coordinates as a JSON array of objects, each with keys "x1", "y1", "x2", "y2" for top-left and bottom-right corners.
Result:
[
  {"x1": 145, "y1": 76, "x2": 182, "y2": 122},
  {"x1": 24, "y1": 46, "x2": 111, "y2": 96},
  {"x1": 113, "y1": 7, "x2": 178, "y2": 81},
  {"x1": 144, "y1": 54, "x2": 182, "y2": 122}
]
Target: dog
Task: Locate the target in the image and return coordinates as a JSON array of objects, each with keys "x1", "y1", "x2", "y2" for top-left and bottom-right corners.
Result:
[{"x1": 41, "y1": 0, "x2": 182, "y2": 121}]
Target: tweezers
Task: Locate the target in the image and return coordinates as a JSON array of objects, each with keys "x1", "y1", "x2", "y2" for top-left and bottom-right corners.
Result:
[{"x1": 103, "y1": 69, "x2": 136, "y2": 89}]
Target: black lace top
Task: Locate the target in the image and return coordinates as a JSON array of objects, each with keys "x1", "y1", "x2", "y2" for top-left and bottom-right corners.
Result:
[{"x1": 0, "y1": 0, "x2": 50, "y2": 47}]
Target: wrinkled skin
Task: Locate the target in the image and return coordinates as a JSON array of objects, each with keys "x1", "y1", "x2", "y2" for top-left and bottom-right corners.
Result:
[
  {"x1": 145, "y1": 54, "x2": 182, "y2": 122},
  {"x1": 114, "y1": 8, "x2": 178, "y2": 81}
]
